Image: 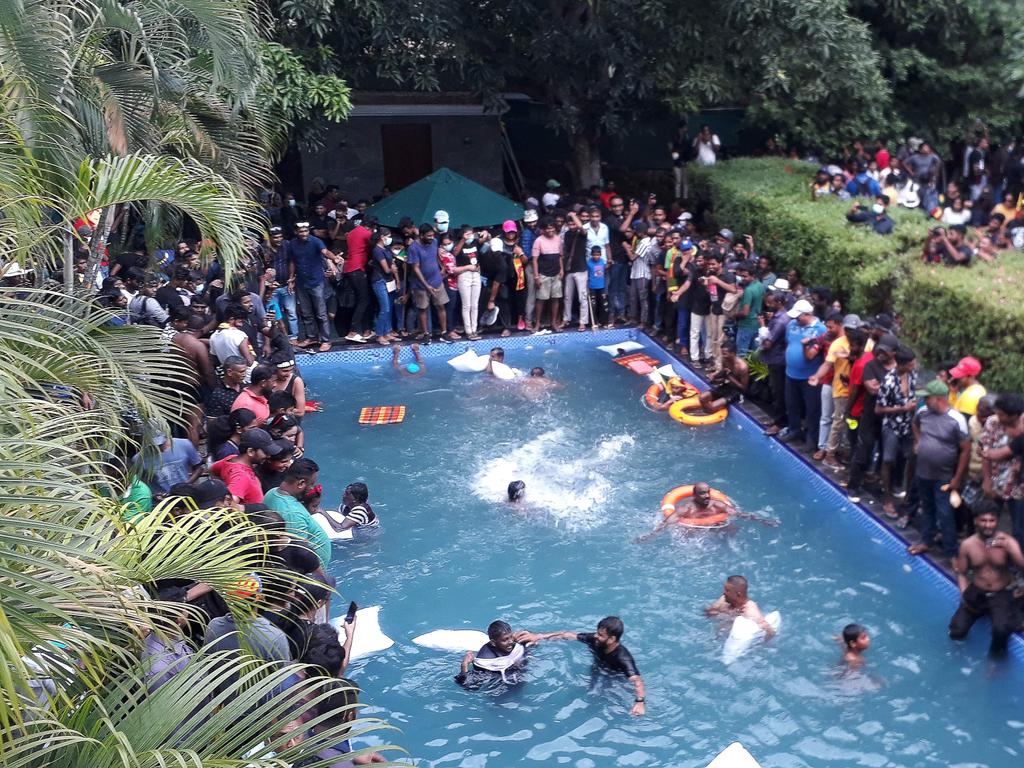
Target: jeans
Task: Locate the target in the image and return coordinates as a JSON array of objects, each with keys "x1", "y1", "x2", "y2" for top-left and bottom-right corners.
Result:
[
  {"x1": 916, "y1": 477, "x2": 957, "y2": 557},
  {"x1": 563, "y1": 271, "x2": 590, "y2": 326},
  {"x1": 628, "y1": 277, "x2": 650, "y2": 324},
  {"x1": 457, "y1": 271, "x2": 481, "y2": 335},
  {"x1": 296, "y1": 282, "x2": 331, "y2": 343},
  {"x1": 949, "y1": 585, "x2": 1017, "y2": 656},
  {"x1": 371, "y1": 279, "x2": 392, "y2": 338},
  {"x1": 818, "y1": 383, "x2": 833, "y2": 450},
  {"x1": 272, "y1": 285, "x2": 298, "y2": 337},
  {"x1": 785, "y1": 376, "x2": 822, "y2": 446},
  {"x1": 445, "y1": 284, "x2": 460, "y2": 331},
  {"x1": 675, "y1": 306, "x2": 690, "y2": 350},
  {"x1": 735, "y1": 326, "x2": 757, "y2": 355},
  {"x1": 608, "y1": 262, "x2": 629, "y2": 318}
]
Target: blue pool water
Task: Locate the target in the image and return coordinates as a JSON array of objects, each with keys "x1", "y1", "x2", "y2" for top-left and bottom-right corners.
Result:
[{"x1": 302, "y1": 333, "x2": 1024, "y2": 768}]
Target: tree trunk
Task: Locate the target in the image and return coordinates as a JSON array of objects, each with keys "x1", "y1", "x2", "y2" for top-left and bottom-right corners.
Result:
[
  {"x1": 62, "y1": 226, "x2": 74, "y2": 294},
  {"x1": 568, "y1": 132, "x2": 602, "y2": 190}
]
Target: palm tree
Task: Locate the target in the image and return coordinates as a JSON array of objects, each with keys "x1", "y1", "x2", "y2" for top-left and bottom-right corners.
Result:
[{"x1": 0, "y1": 292, "x2": 401, "y2": 766}]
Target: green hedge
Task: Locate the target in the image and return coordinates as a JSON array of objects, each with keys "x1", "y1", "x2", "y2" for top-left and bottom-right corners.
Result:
[{"x1": 691, "y1": 158, "x2": 1024, "y2": 392}]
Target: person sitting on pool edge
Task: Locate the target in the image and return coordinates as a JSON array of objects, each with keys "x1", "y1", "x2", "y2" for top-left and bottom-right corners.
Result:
[
  {"x1": 391, "y1": 342, "x2": 425, "y2": 377},
  {"x1": 705, "y1": 575, "x2": 776, "y2": 637},
  {"x1": 637, "y1": 482, "x2": 736, "y2": 541},
  {"x1": 517, "y1": 617, "x2": 646, "y2": 716},
  {"x1": 841, "y1": 623, "x2": 871, "y2": 668},
  {"x1": 698, "y1": 340, "x2": 749, "y2": 414},
  {"x1": 456, "y1": 620, "x2": 531, "y2": 689}
]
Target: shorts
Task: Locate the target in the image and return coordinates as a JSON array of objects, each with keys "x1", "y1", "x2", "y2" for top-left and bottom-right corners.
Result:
[
  {"x1": 881, "y1": 425, "x2": 913, "y2": 463},
  {"x1": 710, "y1": 383, "x2": 742, "y2": 405},
  {"x1": 536, "y1": 274, "x2": 563, "y2": 300},
  {"x1": 412, "y1": 284, "x2": 449, "y2": 310}
]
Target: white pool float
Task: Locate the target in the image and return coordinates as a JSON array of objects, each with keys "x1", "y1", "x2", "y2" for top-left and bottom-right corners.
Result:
[
  {"x1": 447, "y1": 349, "x2": 490, "y2": 373},
  {"x1": 722, "y1": 611, "x2": 781, "y2": 664},
  {"x1": 412, "y1": 629, "x2": 489, "y2": 653},
  {"x1": 489, "y1": 360, "x2": 519, "y2": 380},
  {"x1": 330, "y1": 606, "x2": 394, "y2": 660},
  {"x1": 705, "y1": 741, "x2": 763, "y2": 768},
  {"x1": 646, "y1": 363, "x2": 678, "y2": 384},
  {"x1": 596, "y1": 340, "x2": 645, "y2": 356},
  {"x1": 312, "y1": 510, "x2": 354, "y2": 541}
]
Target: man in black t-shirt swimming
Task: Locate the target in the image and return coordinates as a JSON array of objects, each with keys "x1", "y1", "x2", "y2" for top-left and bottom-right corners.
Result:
[{"x1": 519, "y1": 616, "x2": 646, "y2": 716}]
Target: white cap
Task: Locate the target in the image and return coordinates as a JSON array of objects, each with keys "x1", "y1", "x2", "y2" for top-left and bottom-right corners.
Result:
[
  {"x1": 1, "y1": 262, "x2": 32, "y2": 277},
  {"x1": 433, "y1": 209, "x2": 449, "y2": 223},
  {"x1": 677, "y1": 211, "x2": 693, "y2": 222},
  {"x1": 770, "y1": 278, "x2": 790, "y2": 292},
  {"x1": 489, "y1": 237, "x2": 504, "y2": 253},
  {"x1": 787, "y1": 299, "x2": 814, "y2": 318},
  {"x1": 523, "y1": 209, "x2": 539, "y2": 223}
]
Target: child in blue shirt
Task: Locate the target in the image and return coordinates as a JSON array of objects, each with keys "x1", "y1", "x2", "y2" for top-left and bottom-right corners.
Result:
[{"x1": 587, "y1": 246, "x2": 610, "y2": 327}]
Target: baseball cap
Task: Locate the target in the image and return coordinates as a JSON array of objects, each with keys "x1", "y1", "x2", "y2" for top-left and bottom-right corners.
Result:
[
  {"x1": 523, "y1": 209, "x2": 539, "y2": 223},
  {"x1": 433, "y1": 210, "x2": 449, "y2": 224},
  {"x1": 716, "y1": 228, "x2": 734, "y2": 242},
  {"x1": 770, "y1": 278, "x2": 790, "y2": 292},
  {"x1": 949, "y1": 356, "x2": 982, "y2": 379},
  {"x1": 787, "y1": 299, "x2": 814, "y2": 318},
  {"x1": 680, "y1": 238, "x2": 695, "y2": 252},
  {"x1": 841, "y1": 313, "x2": 863, "y2": 330},
  {"x1": 916, "y1": 379, "x2": 949, "y2": 398},
  {"x1": 239, "y1": 428, "x2": 273, "y2": 452},
  {"x1": 502, "y1": 220, "x2": 517, "y2": 233},
  {"x1": 265, "y1": 438, "x2": 295, "y2": 459},
  {"x1": 871, "y1": 313, "x2": 893, "y2": 331},
  {"x1": 874, "y1": 333, "x2": 900, "y2": 353},
  {"x1": 488, "y1": 237, "x2": 504, "y2": 253},
  {"x1": 153, "y1": 433, "x2": 168, "y2": 447},
  {"x1": 193, "y1": 479, "x2": 230, "y2": 509},
  {"x1": 269, "y1": 226, "x2": 283, "y2": 235},
  {"x1": 546, "y1": 179, "x2": 561, "y2": 189},
  {"x1": 677, "y1": 212, "x2": 693, "y2": 222}
]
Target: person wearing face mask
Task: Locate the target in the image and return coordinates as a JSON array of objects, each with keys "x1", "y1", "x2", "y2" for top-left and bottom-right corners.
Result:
[
  {"x1": 339, "y1": 214, "x2": 375, "y2": 343},
  {"x1": 433, "y1": 209, "x2": 450, "y2": 236},
  {"x1": 437, "y1": 232, "x2": 462, "y2": 335},
  {"x1": 846, "y1": 194, "x2": 895, "y2": 235},
  {"x1": 370, "y1": 226, "x2": 399, "y2": 343},
  {"x1": 280, "y1": 192, "x2": 300, "y2": 234},
  {"x1": 453, "y1": 225, "x2": 482, "y2": 339}
]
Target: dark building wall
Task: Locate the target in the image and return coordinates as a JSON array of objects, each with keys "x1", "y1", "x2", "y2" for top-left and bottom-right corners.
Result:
[{"x1": 299, "y1": 114, "x2": 505, "y2": 200}]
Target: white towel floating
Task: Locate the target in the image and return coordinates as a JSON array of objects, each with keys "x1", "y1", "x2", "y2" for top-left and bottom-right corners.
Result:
[
  {"x1": 722, "y1": 611, "x2": 781, "y2": 664},
  {"x1": 596, "y1": 340, "x2": 644, "y2": 356},
  {"x1": 412, "y1": 629, "x2": 490, "y2": 653},
  {"x1": 705, "y1": 742, "x2": 763, "y2": 768},
  {"x1": 330, "y1": 606, "x2": 394, "y2": 660}
]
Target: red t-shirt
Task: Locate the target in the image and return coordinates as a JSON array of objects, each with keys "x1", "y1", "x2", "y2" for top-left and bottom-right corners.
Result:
[
  {"x1": 210, "y1": 457, "x2": 264, "y2": 503},
  {"x1": 231, "y1": 389, "x2": 270, "y2": 424},
  {"x1": 343, "y1": 225, "x2": 372, "y2": 273},
  {"x1": 818, "y1": 334, "x2": 835, "y2": 386},
  {"x1": 849, "y1": 351, "x2": 875, "y2": 418},
  {"x1": 875, "y1": 149, "x2": 890, "y2": 171}
]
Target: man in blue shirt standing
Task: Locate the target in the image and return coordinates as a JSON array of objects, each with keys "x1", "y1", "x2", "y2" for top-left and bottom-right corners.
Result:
[
  {"x1": 781, "y1": 299, "x2": 826, "y2": 449},
  {"x1": 406, "y1": 223, "x2": 453, "y2": 340},
  {"x1": 287, "y1": 221, "x2": 340, "y2": 352}
]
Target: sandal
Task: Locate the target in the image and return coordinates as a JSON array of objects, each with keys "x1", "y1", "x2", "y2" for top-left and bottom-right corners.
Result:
[
  {"x1": 318, "y1": 342, "x2": 332, "y2": 352},
  {"x1": 907, "y1": 542, "x2": 930, "y2": 555}
]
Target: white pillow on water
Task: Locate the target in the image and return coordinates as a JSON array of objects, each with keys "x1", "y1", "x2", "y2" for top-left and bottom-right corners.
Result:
[
  {"x1": 704, "y1": 741, "x2": 763, "y2": 768},
  {"x1": 489, "y1": 361, "x2": 518, "y2": 380},
  {"x1": 447, "y1": 349, "x2": 490, "y2": 372},
  {"x1": 596, "y1": 340, "x2": 645, "y2": 356},
  {"x1": 412, "y1": 629, "x2": 490, "y2": 653},
  {"x1": 312, "y1": 511, "x2": 353, "y2": 541},
  {"x1": 330, "y1": 606, "x2": 394, "y2": 660},
  {"x1": 722, "y1": 611, "x2": 781, "y2": 665}
]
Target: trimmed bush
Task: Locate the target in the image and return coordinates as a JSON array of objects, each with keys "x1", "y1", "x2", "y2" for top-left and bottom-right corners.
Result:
[{"x1": 692, "y1": 158, "x2": 1024, "y2": 391}]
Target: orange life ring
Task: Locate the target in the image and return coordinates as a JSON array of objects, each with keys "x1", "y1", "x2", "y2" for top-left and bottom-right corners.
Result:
[
  {"x1": 668, "y1": 395, "x2": 728, "y2": 425},
  {"x1": 644, "y1": 377, "x2": 698, "y2": 408},
  {"x1": 660, "y1": 484, "x2": 734, "y2": 527}
]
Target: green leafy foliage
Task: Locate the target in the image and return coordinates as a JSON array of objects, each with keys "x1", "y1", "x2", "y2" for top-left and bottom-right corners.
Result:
[{"x1": 692, "y1": 157, "x2": 1024, "y2": 391}]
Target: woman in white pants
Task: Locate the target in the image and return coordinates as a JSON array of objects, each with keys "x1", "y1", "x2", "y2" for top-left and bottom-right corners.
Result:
[{"x1": 453, "y1": 227, "x2": 482, "y2": 339}]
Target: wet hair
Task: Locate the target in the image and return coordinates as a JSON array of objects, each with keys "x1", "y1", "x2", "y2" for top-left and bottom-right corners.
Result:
[
  {"x1": 507, "y1": 480, "x2": 526, "y2": 502},
  {"x1": 529, "y1": 367, "x2": 545, "y2": 377},
  {"x1": 721, "y1": 339, "x2": 737, "y2": 354},
  {"x1": 995, "y1": 393, "x2": 1024, "y2": 416},
  {"x1": 597, "y1": 616, "x2": 624, "y2": 639},
  {"x1": 487, "y1": 620, "x2": 513, "y2": 642},
  {"x1": 302, "y1": 622, "x2": 344, "y2": 676},
  {"x1": 974, "y1": 506, "x2": 999, "y2": 520},
  {"x1": 842, "y1": 623, "x2": 866, "y2": 647},
  {"x1": 268, "y1": 391, "x2": 296, "y2": 413},
  {"x1": 285, "y1": 457, "x2": 319, "y2": 482},
  {"x1": 490, "y1": 347, "x2": 505, "y2": 361},
  {"x1": 207, "y1": 408, "x2": 258, "y2": 448},
  {"x1": 346, "y1": 482, "x2": 369, "y2": 503},
  {"x1": 725, "y1": 575, "x2": 748, "y2": 593}
]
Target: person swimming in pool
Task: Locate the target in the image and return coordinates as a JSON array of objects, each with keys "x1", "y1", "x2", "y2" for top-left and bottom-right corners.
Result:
[
  {"x1": 637, "y1": 482, "x2": 735, "y2": 542},
  {"x1": 704, "y1": 575, "x2": 776, "y2": 637},
  {"x1": 508, "y1": 480, "x2": 526, "y2": 502},
  {"x1": 517, "y1": 616, "x2": 646, "y2": 716},
  {"x1": 455, "y1": 620, "x2": 532, "y2": 689},
  {"x1": 840, "y1": 623, "x2": 871, "y2": 668},
  {"x1": 391, "y1": 343, "x2": 426, "y2": 377}
]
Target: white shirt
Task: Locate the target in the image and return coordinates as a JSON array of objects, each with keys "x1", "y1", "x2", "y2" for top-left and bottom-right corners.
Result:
[
  {"x1": 585, "y1": 222, "x2": 610, "y2": 254},
  {"x1": 941, "y1": 207, "x2": 971, "y2": 226},
  {"x1": 209, "y1": 326, "x2": 249, "y2": 363},
  {"x1": 694, "y1": 135, "x2": 721, "y2": 166}
]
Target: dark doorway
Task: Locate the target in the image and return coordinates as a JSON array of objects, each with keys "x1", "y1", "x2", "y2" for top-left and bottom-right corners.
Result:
[{"x1": 381, "y1": 124, "x2": 432, "y2": 190}]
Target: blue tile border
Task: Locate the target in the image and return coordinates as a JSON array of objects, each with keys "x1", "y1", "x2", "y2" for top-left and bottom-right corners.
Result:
[{"x1": 300, "y1": 328, "x2": 1024, "y2": 660}]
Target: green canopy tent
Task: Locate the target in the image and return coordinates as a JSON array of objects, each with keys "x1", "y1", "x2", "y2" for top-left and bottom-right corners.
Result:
[{"x1": 362, "y1": 168, "x2": 524, "y2": 228}]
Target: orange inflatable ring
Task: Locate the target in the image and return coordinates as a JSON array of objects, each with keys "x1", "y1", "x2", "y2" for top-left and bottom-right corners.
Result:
[
  {"x1": 644, "y1": 377, "x2": 699, "y2": 408},
  {"x1": 668, "y1": 395, "x2": 728, "y2": 425},
  {"x1": 660, "y1": 484, "x2": 734, "y2": 528}
]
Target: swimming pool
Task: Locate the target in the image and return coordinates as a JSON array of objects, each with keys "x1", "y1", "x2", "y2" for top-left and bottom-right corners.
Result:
[{"x1": 301, "y1": 332, "x2": 1024, "y2": 767}]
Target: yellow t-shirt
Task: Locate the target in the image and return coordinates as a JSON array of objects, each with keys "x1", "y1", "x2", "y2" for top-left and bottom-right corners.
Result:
[
  {"x1": 951, "y1": 382, "x2": 986, "y2": 416},
  {"x1": 991, "y1": 203, "x2": 1017, "y2": 222},
  {"x1": 827, "y1": 335, "x2": 873, "y2": 399}
]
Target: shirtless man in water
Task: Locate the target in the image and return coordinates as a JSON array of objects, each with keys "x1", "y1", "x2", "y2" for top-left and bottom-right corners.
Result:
[
  {"x1": 637, "y1": 483, "x2": 776, "y2": 541},
  {"x1": 704, "y1": 574, "x2": 776, "y2": 637},
  {"x1": 949, "y1": 507, "x2": 1024, "y2": 655}
]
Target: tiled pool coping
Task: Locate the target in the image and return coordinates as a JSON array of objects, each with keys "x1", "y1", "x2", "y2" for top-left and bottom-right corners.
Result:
[{"x1": 301, "y1": 328, "x2": 1024, "y2": 660}]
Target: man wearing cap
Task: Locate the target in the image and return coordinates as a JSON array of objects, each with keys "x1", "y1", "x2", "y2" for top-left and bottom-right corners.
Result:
[
  {"x1": 210, "y1": 428, "x2": 272, "y2": 504},
  {"x1": 947, "y1": 356, "x2": 986, "y2": 417},
  {"x1": 191, "y1": 478, "x2": 234, "y2": 510},
  {"x1": 231, "y1": 364, "x2": 274, "y2": 424},
  {"x1": 407, "y1": 223, "x2": 454, "y2": 341},
  {"x1": 521, "y1": 210, "x2": 540, "y2": 326},
  {"x1": 287, "y1": 221, "x2": 339, "y2": 352},
  {"x1": 908, "y1": 380, "x2": 971, "y2": 558},
  {"x1": 779, "y1": 298, "x2": 825, "y2": 448},
  {"x1": 256, "y1": 439, "x2": 296, "y2": 494},
  {"x1": 542, "y1": 180, "x2": 561, "y2": 211}
]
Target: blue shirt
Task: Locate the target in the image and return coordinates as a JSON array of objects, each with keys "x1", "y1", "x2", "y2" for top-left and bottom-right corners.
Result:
[
  {"x1": 785, "y1": 318, "x2": 826, "y2": 380},
  {"x1": 287, "y1": 236, "x2": 328, "y2": 288},
  {"x1": 845, "y1": 174, "x2": 882, "y2": 198},
  {"x1": 587, "y1": 255, "x2": 607, "y2": 289},
  {"x1": 133, "y1": 438, "x2": 202, "y2": 495},
  {"x1": 407, "y1": 240, "x2": 443, "y2": 290},
  {"x1": 520, "y1": 227, "x2": 537, "y2": 264}
]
